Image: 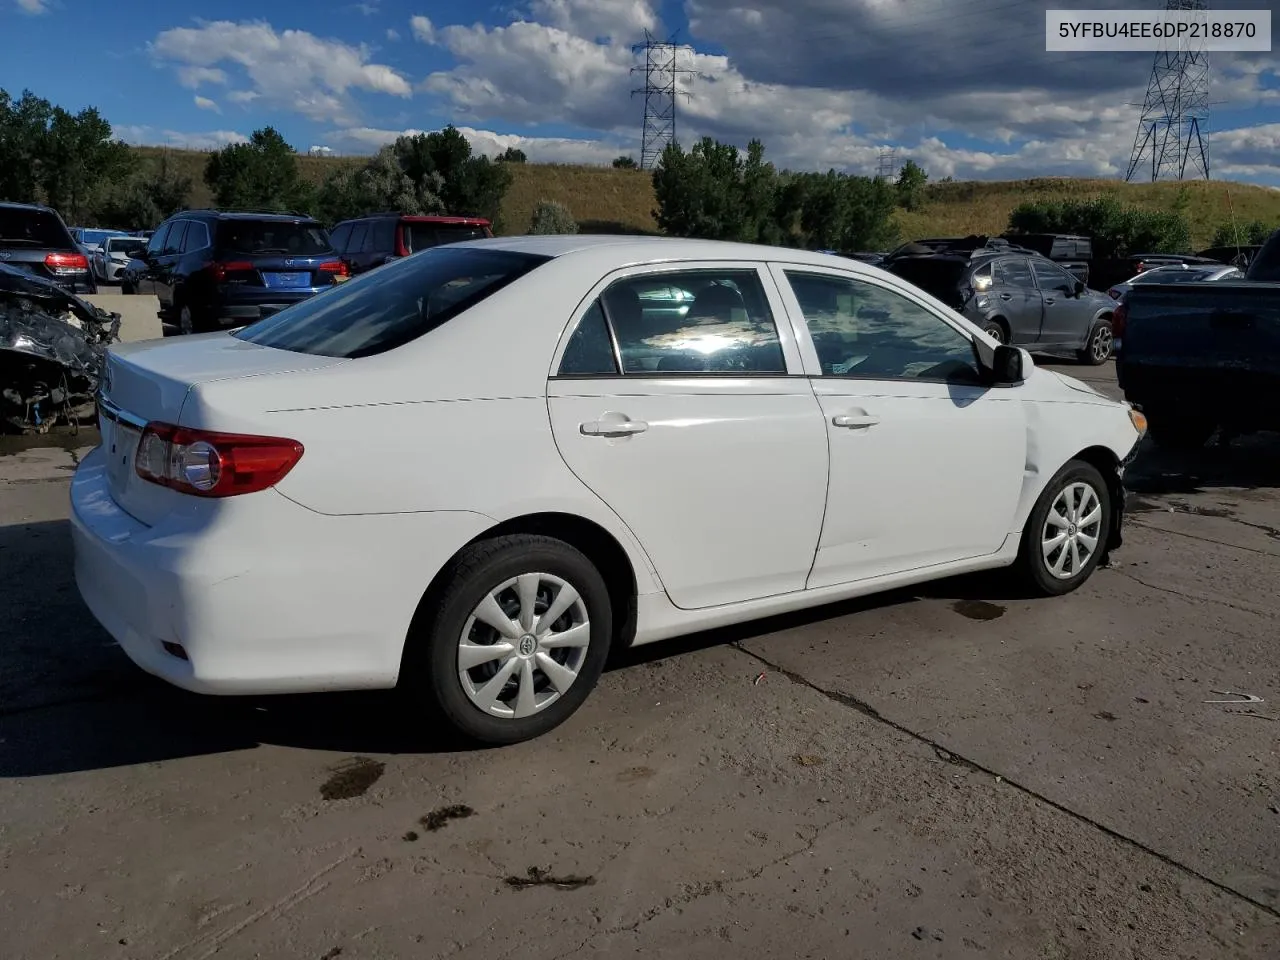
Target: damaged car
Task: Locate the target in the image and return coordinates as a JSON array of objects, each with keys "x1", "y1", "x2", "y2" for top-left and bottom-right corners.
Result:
[{"x1": 0, "y1": 263, "x2": 121, "y2": 434}]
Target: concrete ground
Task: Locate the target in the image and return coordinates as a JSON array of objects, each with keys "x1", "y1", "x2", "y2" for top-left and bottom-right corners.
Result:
[{"x1": 1, "y1": 347, "x2": 1277, "y2": 959}]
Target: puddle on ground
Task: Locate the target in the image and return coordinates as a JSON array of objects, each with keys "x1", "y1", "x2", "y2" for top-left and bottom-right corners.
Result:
[
  {"x1": 951, "y1": 599, "x2": 1005, "y2": 621},
  {"x1": 319, "y1": 757, "x2": 385, "y2": 800},
  {"x1": 420, "y1": 804, "x2": 475, "y2": 831}
]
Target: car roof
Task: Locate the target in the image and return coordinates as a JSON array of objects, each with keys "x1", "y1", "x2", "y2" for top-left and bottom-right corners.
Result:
[
  {"x1": 449, "y1": 234, "x2": 904, "y2": 270},
  {"x1": 180, "y1": 210, "x2": 320, "y2": 222},
  {"x1": 348, "y1": 213, "x2": 490, "y2": 225},
  {"x1": 0, "y1": 201, "x2": 56, "y2": 212}
]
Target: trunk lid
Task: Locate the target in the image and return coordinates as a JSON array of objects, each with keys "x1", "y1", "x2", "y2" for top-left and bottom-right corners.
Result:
[
  {"x1": 221, "y1": 253, "x2": 338, "y2": 292},
  {"x1": 98, "y1": 334, "x2": 346, "y2": 525}
]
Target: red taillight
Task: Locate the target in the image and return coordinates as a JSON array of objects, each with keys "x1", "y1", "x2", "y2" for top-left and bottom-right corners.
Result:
[
  {"x1": 318, "y1": 260, "x2": 348, "y2": 278},
  {"x1": 134, "y1": 422, "x2": 304, "y2": 498},
  {"x1": 207, "y1": 261, "x2": 255, "y2": 282},
  {"x1": 1112, "y1": 301, "x2": 1128, "y2": 340},
  {"x1": 1134, "y1": 261, "x2": 1146, "y2": 273},
  {"x1": 45, "y1": 252, "x2": 88, "y2": 273}
]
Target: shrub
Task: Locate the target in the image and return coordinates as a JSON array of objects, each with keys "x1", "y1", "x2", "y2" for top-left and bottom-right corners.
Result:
[{"x1": 529, "y1": 199, "x2": 578, "y2": 234}]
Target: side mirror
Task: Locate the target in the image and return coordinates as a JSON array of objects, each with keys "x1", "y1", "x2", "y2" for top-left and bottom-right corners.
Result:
[
  {"x1": 1073, "y1": 280, "x2": 1086, "y2": 296},
  {"x1": 991, "y1": 344, "x2": 1024, "y2": 385}
]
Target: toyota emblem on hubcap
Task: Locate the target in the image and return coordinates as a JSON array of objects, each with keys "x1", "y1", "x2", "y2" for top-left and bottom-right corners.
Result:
[{"x1": 518, "y1": 635, "x2": 537, "y2": 657}]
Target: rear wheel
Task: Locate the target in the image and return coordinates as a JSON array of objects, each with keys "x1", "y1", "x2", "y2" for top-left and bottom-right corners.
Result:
[
  {"x1": 402, "y1": 534, "x2": 613, "y2": 745},
  {"x1": 1014, "y1": 459, "x2": 1112, "y2": 597},
  {"x1": 1076, "y1": 319, "x2": 1114, "y2": 365},
  {"x1": 1147, "y1": 411, "x2": 1215, "y2": 451}
]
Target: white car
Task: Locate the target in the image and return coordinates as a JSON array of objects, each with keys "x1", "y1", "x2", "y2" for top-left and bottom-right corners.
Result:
[
  {"x1": 1106, "y1": 262, "x2": 1242, "y2": 299},
  {"x1": 71, "y1": 236, "x2": 1147, "y2": 744},
  {"x1": 92, "y1": 235, "x2": 150, "y2": 284}
]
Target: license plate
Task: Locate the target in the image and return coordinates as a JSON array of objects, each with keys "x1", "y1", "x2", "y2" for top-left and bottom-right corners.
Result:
[
  {"x1": 262, "y1": 271, "x2": 308, "y2": 288},
  {"x1": 105, "y1": 420, "x2": 141, "y2": 490}
]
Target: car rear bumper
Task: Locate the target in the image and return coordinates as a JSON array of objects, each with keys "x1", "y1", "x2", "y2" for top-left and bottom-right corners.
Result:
[
  {"x1": 70, "y1": 445, "x2": 494, "y2": 695},
  {"x1": 211, "y1": 288, "x2": 329, "y2": 323}
]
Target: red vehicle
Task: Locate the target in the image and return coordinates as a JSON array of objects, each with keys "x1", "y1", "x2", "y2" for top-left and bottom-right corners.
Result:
[{"x1": 328, "y1": 213, "x2": 493, "y2": 275}]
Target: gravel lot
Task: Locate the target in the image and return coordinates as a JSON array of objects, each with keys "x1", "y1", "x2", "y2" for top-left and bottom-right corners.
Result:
[{"x1": 1, "y1": 351, "x2": 1277, "y2": 959}]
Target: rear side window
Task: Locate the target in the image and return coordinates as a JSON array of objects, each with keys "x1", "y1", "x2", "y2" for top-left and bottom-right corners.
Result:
[
  {"x1": 329, "y1": 223, "x2": 352, "y2": 252},
  {"x1": 216, "y1": 219, "x2": 332, "y2": 256},
  {"x1": 372, "y1": 219, "x2": 396, "y2": 251},
  {"x1": 404, "y1": 223, "x2": 490, "y2": 252},
  {"x1": 885, "y1": 259, "x2": 967, "y2": 305},
  {"x1": 235, "y1": 247, "x2": 551, "y2": 358},
  {"x1": 0, "y1": 207, "x2": 75, "y2": 249},
  {"x1": 1247, "y1": 231, "x2": 1280, "y2": 281}
]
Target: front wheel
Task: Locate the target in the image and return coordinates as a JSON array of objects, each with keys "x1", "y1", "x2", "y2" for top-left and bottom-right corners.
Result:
[
  {"x1": 1014, "y1": 460, "x2": 1112, "y2": 597},
  {"x1": 982, "y1": 320, "x2": 1008, "y2": 343},
  {"x1": 402, "y1": 534, "x2": 614, "y2": 745},
  {"x1": 1076, "y1": 319, "x2": 1114, "y2": 365}
]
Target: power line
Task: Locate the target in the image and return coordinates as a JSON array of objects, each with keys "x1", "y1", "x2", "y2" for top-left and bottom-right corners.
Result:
[
  {"x1": 631, "y1": 30, "x2": 695, "y2": 170},
  {"x1": 1125, "y1": 0, "x2": 1212, "y2": 181}
]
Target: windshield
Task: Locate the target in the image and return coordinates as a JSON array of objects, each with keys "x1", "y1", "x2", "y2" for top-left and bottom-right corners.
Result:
[
  {"x1": 885, "y1": 259, "x2": 968, "y2": 303},
  {"x1": 234, "y1": 246, "x2": 551, "y2": 358},
  {"x1": 217, "y1": 220, "x2": 332, "y2": 256},
  {"x1": 0, "y1": 208, "x2": 73, "y2": 249},
  {"x1": 80, "y1": 229, "x2": 118, "y2": 246},
  {"x1": 106, "y1": 237, "x2": 148, "y2": 257},
  {"x1": 403, "y1": 223, "x2": 490, "y2": 253}
]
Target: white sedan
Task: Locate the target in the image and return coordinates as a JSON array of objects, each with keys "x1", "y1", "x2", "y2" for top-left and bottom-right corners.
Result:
[{"x1": 71, "y1": 236, "x2": 1147, "y2": 744}]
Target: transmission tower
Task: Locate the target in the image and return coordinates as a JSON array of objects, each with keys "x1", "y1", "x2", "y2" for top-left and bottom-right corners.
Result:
[
  {"x1": 1125, "y1": 0, "x2": 1211, "y2": 182},
  {"x1": 877, "y1": 148, "x2": 900, "y2": 179},
  {"x1": 631, "y1": 31, "x2": 695, "y2": 170}
]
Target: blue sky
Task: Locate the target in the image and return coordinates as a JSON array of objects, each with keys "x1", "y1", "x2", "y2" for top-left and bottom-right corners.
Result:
[{"x1": 2, "y1": 0, "x2": 1278, "y2": 184}]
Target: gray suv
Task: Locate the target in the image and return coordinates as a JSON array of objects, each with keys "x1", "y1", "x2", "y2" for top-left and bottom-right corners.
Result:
[{"x1": 886, "y1": 245, "x2": 1116, "y2": 365}]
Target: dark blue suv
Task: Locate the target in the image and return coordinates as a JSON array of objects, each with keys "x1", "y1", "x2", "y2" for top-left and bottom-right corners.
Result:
[{"x1": 132, "y1": 210, "x2": 348, "y2": 334}]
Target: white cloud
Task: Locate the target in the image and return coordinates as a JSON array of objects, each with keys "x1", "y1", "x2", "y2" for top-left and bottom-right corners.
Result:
[
  {"x1": 329, "y1": 125, "x2": 630, "y2": 165},
  {"x1": 177, "y1": 66, "x2": 227, "y2": 89},
  {"x1": 112, "y1": 125, "x2": 249, "y2": 151},
  {"x1": 386, "y1": 28, "x2": 400, "y2": 41},
  {"x1": 226, "y1": 90, "x2": 259, "y2": 104},
  {"x1": 410, "y1": 15, "x2": 436, "y2": 44},
  {"x1": 527, "y1": 0, "x2": 660, "y2": 41},
  {"x1": 193, "y1": 96, "x2": 220, "y2": 113},
  {"x1": 15, "y1": 0, "x2": 47, "y2": 14},
  {"x1": 149, "y1": 19, "x2": 412, "y2": 125}
]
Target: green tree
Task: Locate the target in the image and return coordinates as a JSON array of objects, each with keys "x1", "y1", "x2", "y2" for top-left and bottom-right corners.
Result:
[
  {"x1": 895, "y1": 159, "x2": 928, "y2": 211},
  {"x1": 95, "y1": 151, "x2": 193, "y2": 229},
  {"x1": 497, "y1": 147, "x2": 527, "y2": 163},
  {"x1": 612, "y1": 155, "x2": 638, "y2": 169},
  {"x1": 1007, "y1": 197, "x2": 1189, "y2": 257},
  {"x1": 651, "y1": 137, "x2": 759, "y2": 241},
  {"x1": 1210, "y1": 219, "x2": 1276, "y2": 248},
  {"x1": 390, "y1": 126, "x2": 512, "y2": 224},
  {"x1": 204, "y1": 127, "x2": 310, "y2": 211},
  {"x1": 0, "y1": 88, "x2": 52, "y2": 203},
  {"x1": 529, "y1": 199, "x2": 577, "y2": 234},
  {"x1": 314, "y1": 146, "x2": 444, "y2": 223}
]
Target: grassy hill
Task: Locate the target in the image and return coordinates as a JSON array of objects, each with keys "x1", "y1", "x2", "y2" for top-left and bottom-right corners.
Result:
[{"x1": 132, "y1": 146, "x2": 1279, "y2": 248}]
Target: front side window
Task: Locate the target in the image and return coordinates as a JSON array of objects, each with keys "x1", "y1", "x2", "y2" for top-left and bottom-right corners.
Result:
[
  {"x1": 163, "y1": 221, "x2": 187, "y2": 255},
  {"x1": 784, "y1": 271, "x2": 982, "y2": 384},
  {"x1": 235, "y1": 246, "x2": 551, "y2": 358},
  {"x1": 1031, "y1": 260, "x2": 1075, "y2": 292},
  {"x1": 995, "y1": 258, "x2": 1034, "y2": 288},
  {"x1": 584, "y1": 268, "x2": 786, "y2": 375},
  {"x1": 146, "y1": 223, "x2": 170, "y2": 256}
]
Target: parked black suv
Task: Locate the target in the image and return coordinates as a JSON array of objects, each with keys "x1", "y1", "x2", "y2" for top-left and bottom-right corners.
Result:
[
  {"x1": 0, "y1": 202, "x2": 96, "y2": 294},
  {"x1": 329, "y1": 213, "x2": 492, "y2": 275},
  {"x1": 884, "y1": 238, "x2": 1118, "y2": 365},
  {"x1": 131, "y1": 210, "x2": 347, "y2": 334}
]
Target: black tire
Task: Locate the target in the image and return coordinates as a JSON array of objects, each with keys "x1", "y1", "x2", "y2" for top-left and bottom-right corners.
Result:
[
  {"x1": 1076, "y1": 318, "x2": 1114, "y2": 365},
  {"x1": 402, "y1": 534, "x2": 613, "y2": 745},
  {"x1": 1147, "y1": 412, "x2": 1215, "y2": 451},
  {"x1": 1014, "y1": 459, "x2": 1112, "y2": 597},
  {"x1": 177, "y1": 302, "x2": 218, "y2": 335},
  {"x1": 982, "y1": 319, "x2": 1008, "y2": 343}
]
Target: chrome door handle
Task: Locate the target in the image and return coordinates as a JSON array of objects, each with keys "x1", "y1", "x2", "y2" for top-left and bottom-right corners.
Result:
[
  {"x1": 998, "y1": 293, "x2": 1013, "y2": 300},
  {"x1": 832, "y1": 413, "x2": 879, "y2": 429},
  {"x1": 581, "y1": 419, "x2": 649, "y2": 437}
]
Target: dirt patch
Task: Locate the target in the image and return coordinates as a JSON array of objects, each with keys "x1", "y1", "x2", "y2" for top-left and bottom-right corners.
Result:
[
  {"x1": 420, "y1": 804, "x2": 475, "y2": 832},
  {"x1": 504, "y1": 866, "x2": 596, "y2": 891},
  {"x1": 319, "y1": 757, "x2": 385, "y2": 801},
  {"x1": 952, "y1": 599, "x2": 1006, "y2": 621}
]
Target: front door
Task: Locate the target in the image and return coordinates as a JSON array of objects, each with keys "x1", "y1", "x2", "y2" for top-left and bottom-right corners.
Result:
[
  {"x1": 991, "y1": 257, "x2": 1043, "y2": 344},
  {"x1": 154, "y1": 219, "x2": 188, "y2": 309},
  {"x1": 1031, "y1": 259, "x2": 1094, "y2": 348},
  {"x1": 547, "y1": 263, "x2": 830, "y2": 610},
  {"x1": 771, "y1": 265, "x2": 1027, "y2": 588}
]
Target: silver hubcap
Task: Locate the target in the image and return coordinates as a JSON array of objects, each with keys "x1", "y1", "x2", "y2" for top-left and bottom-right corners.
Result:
[
  {"x1": 457, "y1": 572, "x2": 590, "y2": 719},
  {"x1": 987, "y1": 326, "x2": 1004, "y2": 343},
  {"x1": 1041, "y1": 481, "x2": 1103, "y2": 580},
  {"x1": 180, "y1": 306, "x2": 193, "y2": 334},
  {"x1": 1092, "y1": 325, "x2": 1113, "y2": 361}
]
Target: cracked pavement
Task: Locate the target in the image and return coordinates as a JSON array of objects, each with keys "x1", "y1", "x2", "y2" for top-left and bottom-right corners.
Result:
[{"x1": 1, "y1": 360, "x2": 1277, "y2": 959}]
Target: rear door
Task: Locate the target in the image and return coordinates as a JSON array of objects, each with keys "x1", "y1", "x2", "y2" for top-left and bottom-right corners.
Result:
[
  {"x1": 991, "y1": 257, "x2": 1042, "y2": 343},
  {"x1": 1032, "y1": 259, "x2": 1094, "y2": 347},
  {"x1": 547, "y1": 262, "x2": 830, "y2": 610},
  {"x1": 346, "y1": 221, "x2": 371, "y2": 273}
]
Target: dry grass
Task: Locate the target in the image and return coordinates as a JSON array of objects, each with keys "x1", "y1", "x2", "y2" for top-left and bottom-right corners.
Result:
[
  {"x1": 129, "y1": 148, "x2": 1275, "y2": 248},
  {"x1": 895, "y1": 177, "x2": 1280, "y2": 249}
]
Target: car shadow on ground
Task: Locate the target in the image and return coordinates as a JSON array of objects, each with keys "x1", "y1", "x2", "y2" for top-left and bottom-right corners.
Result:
[{"x1": 5, "y1": 430, "x2": 1279, "y2": 778}]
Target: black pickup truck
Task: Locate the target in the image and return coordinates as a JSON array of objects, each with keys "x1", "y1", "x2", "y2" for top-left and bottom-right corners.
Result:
[{"x1": 1115, "y1": 228, "x2": 1280, "y2": 449}]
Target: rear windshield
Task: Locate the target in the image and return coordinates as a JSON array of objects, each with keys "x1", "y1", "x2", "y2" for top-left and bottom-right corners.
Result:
[
  {"x1": 403, "y1": 223, "x2": 489, "y2": 253},
  {"x1": 106, "y1": 236, "x2": 148, "y2": 257},
  {"x1": 1137, "y1": 267, "x2": 1233, "y2": 284},
  {"x1": 885, "y1": 259, "x2": 968, "y2": 299},
  {"x1": 0, "y1": 208, "x2": 73, "y2": 249},
  {"x1": 216, "y1": 219, "x2": 332, "y2": 256},
  {"x1": 235, "y1": 246, "x2": 551, "y2": 358}
]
